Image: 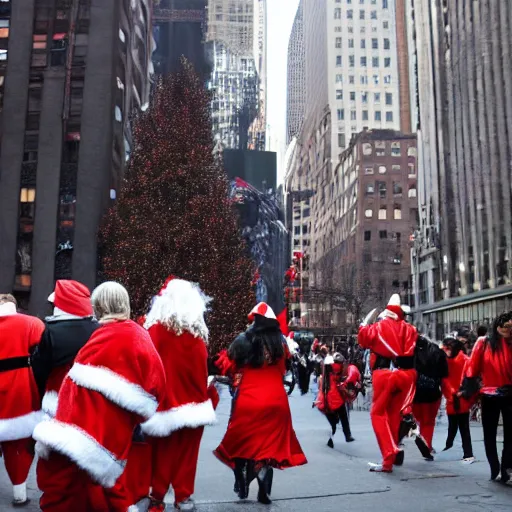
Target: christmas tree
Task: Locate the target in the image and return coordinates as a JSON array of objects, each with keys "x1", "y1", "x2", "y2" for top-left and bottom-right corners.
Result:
[{"x1": 100, "y1": 61, "x2": 255, "y2": 354}]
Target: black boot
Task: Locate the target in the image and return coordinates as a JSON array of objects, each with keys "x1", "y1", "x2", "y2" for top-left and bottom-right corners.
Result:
[
  {"x1": 257, "y1": 466, "x2": 273, "y2": 505},
  {"x1": 234, "y1": 459, "x2": 250, "y2": 499},
  {"x1": 327, "y1": 437, "x2": 334, "y2": 448}
]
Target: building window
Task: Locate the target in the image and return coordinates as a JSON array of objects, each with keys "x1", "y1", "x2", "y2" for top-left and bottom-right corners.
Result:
[
  {"x1": 336, "y1": 55, "x2": 342, "y2": 67},
  {"x1": 336, "y1": 89, "x2": 343, "y2": 100},
  {"x1": 392, "y1": 164, "x2": 401, "y2": 171},
  {"x1": 378, "y1": 207, "x2": 387, "y2": 220},
  {"x1": 384, "y1": 75, "x2": 392, "y2": 84},
  {"x1": 362, "y1": 92, "x2": 368, "y2": 103},
  {"x1": 337, "y1": 108, "x2": 345, "y2": 120},
  {"x1": 362, "y1": 110, "x2": 368, "y2": 121},
  {"x1": 372, "y1": 57, "x2": 379, "y2": 67},
  {"x1": 366, "y1": 182, "x2": 375, "y2": 195},
  {"x1": 386, "y1": 111, "x2": 393, "y2": 122},
  {"x1": 384, "y1": 38, "x2": 390, "y2": 49},
  {"x1": 408, "y1": 185, "x2": 417, "y2": 198},
  {"x1": 380, "y1": 230, "x2": 387, "y2": 239},
  {"x1": 361, "y1": 39, "x2": 366, "y2": 49},
  {"x1": 364, "y1": 231, "x2": 372, "y2": 241},
  {"x1": 336, "y1": 37, "x2": 342, "y2": 48},
  {"x1": 361, "y1": 56, "x2": 367, "y2": 67},
  {"x1": 294, "y1": 226, "x2": 300, "y2": 235},
  {"x1": 408, "y1": 163, "x2": 416, "y2": 176},
  {"x1": 335, "y1": 26, "x2": 342, "y2": 32},
  {"x1": 365, "y1": 209, "x2": 373, "y2": 218},
  {"x1": 383, "y1": 21, "x2": 389, "y2": 29},
  {"x1": 393, "y1": 182, "x2": 403, "y2": 196},
  {"x1": 373, "y1": 75, "x2": 379, "y2": 85},
  {"x1": 351, "y1": 110, "x2": 357, "y2": 120},
  {"x1": 349, "y1": 75, "x2": 355, "y2": 84},
  {"x1": 378, "y1": 181, "x2": 387, "y2": 198},
  {"x1": 360, "y1": 10, "x2": 365, "y2": 19},
  {"x1": 361, "y1": 75, "x2": 368, "y2": 84},
  {"x1": 372, "y1": 38, "x2": 378, "y2": 49},
  {"x1": 363, "y1": 142, "x2": 373, "y2": 155},
  {"x1": 384, "y1": 57, "x2": 391, "y2": 67},
  {"x1": 408, "y1": 146, "x2": 417, "y2": 157},
  {"x1": 371, "y1": 10, "x2": 377, "y2": 19},
  {"x1": 394, "y1": 205, "x2": 402, "y2": 220},
  {"x1": 334, "y1": 8, "x2": 341, "y2": 19},
  {"x1": 378, "y1": 165, "x2": 386, "y2": 174},
  {"x1": 349, "y1": 38, "x2": 354, "y2": 48},
  {"x1": 391, "y1": 142, "x2": 401, "y2": 156},
  {"x1": 336, "y1": 74, "x2": 343, "y2": 83},
  {"x1": 375, "y1": 110, "x2": 381, "y2": 121},
  {"x1": 383, "y1": 0, "x2": 388, "y2": 8},
  {"x1": 365, "y1": 166, "x2": 374, "y2": 174},
  {"x1": 350, "y1": 91, "x2": 356, "y2": 101},
  {"x1": 338, "y1": 133, "x2": 346, "y2": 148},
  {"x1": 349, "y1": 55, "x2": 355, "y2": 67},
  {"x1": 347, "y1": 9, "x2": 353, "y2": 19},
  {"x1": 374, "y1": 92, "x2": 381, "y2": 102},
  {"x1": 386, "y1": 93, "x2": 393, "y2": 105}
]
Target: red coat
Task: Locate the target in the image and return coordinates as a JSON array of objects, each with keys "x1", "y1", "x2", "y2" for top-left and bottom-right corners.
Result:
[
  {"x1": 141, "y1": 324, "x2": 216, "y2": 437},
  {"x1": 0, "y1": 310, "x2": 44, "y2": 441},
  {"x1": 33, "y1": 320, "x2": 166, "y2": 488},
  {"x1": 465, "y1": 336, "x2": 512, "y2": 395},
  {"x1": 340, "y1": 364, "x2": 362, "y2": 404},
  {"x1": 442, "y1": 351, "x2": 471, "y2": 414},
  {"x1": 358, "y1": 317, "x2": 417, "y2": 359},
  {"x1": 316, "y1": 367, "x2": 344, "y2": 413}
]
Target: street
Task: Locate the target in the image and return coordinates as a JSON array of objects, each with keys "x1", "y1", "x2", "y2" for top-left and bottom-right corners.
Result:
[{"x1": 0, "y1": 386, "x2": 510, "y2": 512}]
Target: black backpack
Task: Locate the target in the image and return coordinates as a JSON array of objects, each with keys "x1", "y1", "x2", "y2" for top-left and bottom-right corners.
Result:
[{"x1": 414, "y1": 335, "x2": 448, "y2": 380}]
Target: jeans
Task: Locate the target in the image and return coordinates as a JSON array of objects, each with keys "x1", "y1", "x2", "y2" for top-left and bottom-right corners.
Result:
[
  {"x1": 481, "y1": 395, "x2": 512, "y2": 480},
  {"x1": 446, "y1": 413, "x2": 473, "y2": 458}
]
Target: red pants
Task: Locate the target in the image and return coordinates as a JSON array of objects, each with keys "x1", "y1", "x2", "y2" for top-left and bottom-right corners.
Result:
[
  {"x1": 412, "y1": 400, "x2": 441, "y2": 451},
  {"x1": 37, "y1": 452, "x2": 130, "y2": 512},
  {"x1": 151, "y1": 427, "x2": 204, "y2": 504},
  {"x1": 371, "y1": 369, "x2": 417, "y2": 470},
  {"x1": 1, "y1": 437, "x2": 35, "y2": 485},
  {"x1": 120, "y1": 442, "x2": 152, "y2": 505}
]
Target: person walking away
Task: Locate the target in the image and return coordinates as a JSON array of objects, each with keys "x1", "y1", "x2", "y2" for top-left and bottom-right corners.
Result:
[
  {"x1": 31, "y1": 280, "x2": 99, "y2": 418},
  {"x1": 141, "y1": 277, "x2": 216, "y2": 512},
  {"x1": 0, "y1": 294, "x2": 44, "y2": 506},
  {"x1": 358, "y1": 294, "x2": 418, "y2": 473},
  {"x1": 33, "y1": 282, "x2": 166, "y2": 512},
  {"x1": 315, "y1": 353, "x2": 355, "y2": 448},
  {"x1": 440, "y1": 336, "x2": 474, "y2": 463},
  {"x1": 460, "y1": 311, "x2": 512, "y2": 483},
  {"x1": 214, "y1": 303, "x2": 307, "y2": 504}
]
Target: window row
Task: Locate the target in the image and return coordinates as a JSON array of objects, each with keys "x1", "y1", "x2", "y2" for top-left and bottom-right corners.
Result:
[
  {"x1": 335, "y1": 9, "x2": 389, "y2": 21},
  {"x1": 336, "y1": 0, "x2": 388, "y2": 5},
  {"x1": 365, "y1": 182, "x2": 417, "y2": 198},
  {"x1": 336, "y1": 38, "x2": 392, "y2": 52},
  {"x1": 335, "y1": 74, "x2": 393, "y2": 85},
  {"x1": 364, "y1": 230, "x2": 402, "y2": 242},
  {"x1": 336, "y1": 55, "x2": 392, "y2": 68},
  {"x1": 336, "y1": 90, "x2": 393, "y2": 105},
  {"x1": 364, "y1": 206, "x2": 405, "y2": 220},
  {"x1": 337, "y1": 109, "x2": 394, "y2": 122}
]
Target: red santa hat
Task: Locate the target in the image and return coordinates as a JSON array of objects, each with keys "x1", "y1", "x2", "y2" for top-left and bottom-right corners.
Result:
[
  {"x1": 385, "y1": 294, "x2": 405, "y2": 320},
  {"x1": 248, "y1": 302, "x2": 277, "y2": 322},
  {"x1": 48, "y1": 280, "x2": 93, "y2": 317}
]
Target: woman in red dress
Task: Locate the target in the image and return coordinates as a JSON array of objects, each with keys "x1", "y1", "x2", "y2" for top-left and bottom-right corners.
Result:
[{"x1": 214, "y1": 303, "x2": 307, "y2": 504}]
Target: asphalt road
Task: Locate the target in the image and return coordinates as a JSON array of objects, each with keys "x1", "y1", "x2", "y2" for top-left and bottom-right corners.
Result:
[{"x1": 0, "y1": 384, "x2": 510, "y2": 511}]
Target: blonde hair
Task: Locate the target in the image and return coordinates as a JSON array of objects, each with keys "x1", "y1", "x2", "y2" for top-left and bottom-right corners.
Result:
[{"x1": 91, "y1": 282, "x2": 130, "y2": 323}]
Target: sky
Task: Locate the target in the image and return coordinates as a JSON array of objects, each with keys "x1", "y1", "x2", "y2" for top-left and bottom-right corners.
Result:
[{"x1": 266, "y1": 0, "x2": 301, "y2": 184}]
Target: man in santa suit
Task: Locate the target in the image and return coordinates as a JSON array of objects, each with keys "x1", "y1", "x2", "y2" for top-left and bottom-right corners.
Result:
[
  {"x1": 0, "y1": 294, "x2": 44, "y2": 507},
  {"x1": 33, "y1": 282, "x2": 166, "y2": 512},
  {"x1": 31, "y1": 280, "x2": 99, "y2": 418},
  {"x1": 141, "y1": 277, "x2": 216, "y2": 512},
  {"x1": 358, "y1": 294, "x2": 418, "y2": 472}
]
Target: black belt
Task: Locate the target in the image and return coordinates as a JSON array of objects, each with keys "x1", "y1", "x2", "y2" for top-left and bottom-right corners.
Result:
[
  {"x1": 373, "y1": 355, "x2": 414, "y2": 371},
  {"x1": 0, "y1": 356, "x2": 30, "y2": 373}
]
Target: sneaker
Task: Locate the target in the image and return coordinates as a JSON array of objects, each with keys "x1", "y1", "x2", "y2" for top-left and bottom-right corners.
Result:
[
  {"x1": 148, "y1": 499, "x2": 166, "y2": 512},
  {"x1": 431, "y1": 448, "x2": 437, "y2": 454},
  {"x1": 462, "y1": 457, "x2": 475, "y2": 464},
  {"x1": 368, "y1": 462, "x2": 392, "y2": 473},
  {"x1": 175, "y1": 498, "x2": 196, "y2": 511}
]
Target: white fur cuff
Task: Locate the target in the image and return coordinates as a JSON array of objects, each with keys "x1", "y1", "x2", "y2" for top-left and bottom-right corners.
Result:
[
  {"x1": 42, "y1": 390, "x2": 59, "y2": 417},
  {"x1": 0, "y1": 410, "x2": 43, "y2": 442}
]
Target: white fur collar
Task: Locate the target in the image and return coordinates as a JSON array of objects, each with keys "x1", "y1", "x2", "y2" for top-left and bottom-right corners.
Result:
[
  {"x1": 0, "y1": 302, "x2": 17, "y2": 317},
  {"x1": 45, "y1": 306, "x2": 88, "y2": 322}
]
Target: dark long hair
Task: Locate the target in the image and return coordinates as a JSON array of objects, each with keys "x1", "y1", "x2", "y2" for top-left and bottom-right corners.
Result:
[{"x1": 487, "y1": 311, "x2": 512, "y2": 352}]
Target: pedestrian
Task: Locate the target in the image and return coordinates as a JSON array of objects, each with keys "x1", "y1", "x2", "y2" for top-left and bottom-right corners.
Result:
[
  {"x1": 358, "y1": 294, "x2": 418, "y2": 473},
  {"x1": 456, "y1": 326, "x2": 472, "y2": 355},
  {"x1": 0, "y1": 294, "x2": 44, "y2": 506},
  {"x1": 214, "y1": 303, "x2": 307, "y2": 505},
  {"x1": 315, "y1": 353, "x2": 355, "y2": 447},
  {"x1": 460, "y1": 311, "x2": 512, "y2": 483},
  {"x1": 33, "y1": 281, "x2": 166, "y2": 512},
  {"x1": 440, "y1": 336, "x2": 474, "y2": 463},
  {"x1": 31, "y1": 280, "x2": 99, "y2": 418},
  {"x1": 141, "y1": 277, "x2": 216, "y2": 512}
]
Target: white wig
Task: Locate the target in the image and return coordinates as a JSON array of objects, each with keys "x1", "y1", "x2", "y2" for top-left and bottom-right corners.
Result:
[
  {"x1": 91, "y1": 281, "x2": 130, "y2": 323},
  {"x1": 144, "y1": 279, "x2": 211, "y2": 341}
]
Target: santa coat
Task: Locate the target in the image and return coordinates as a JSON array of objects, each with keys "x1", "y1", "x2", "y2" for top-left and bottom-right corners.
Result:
[
  {"x1": 141, "y1": 323, "x2": 216, "y2": 437},
  {"x1": 0, "y1": 305, "x2": 44, "y2": 441},
  {"x1": 316, "y1": 364, "x2": 344, "y2": 413},
  {"x1": 33, "y1": 320, "x2": 166, "y2": 488}
]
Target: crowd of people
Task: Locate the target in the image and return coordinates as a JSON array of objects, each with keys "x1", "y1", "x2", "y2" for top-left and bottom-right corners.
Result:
[{"x1": 0, "y1": 280, "x2": 510, "y2": 511}]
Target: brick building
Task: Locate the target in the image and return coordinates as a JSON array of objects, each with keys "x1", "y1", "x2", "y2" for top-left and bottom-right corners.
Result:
[
  {"x1": 309, "y1": 129, "x2": 417, "y2": 329},
  {"x1": 0, "y1": 0, "x2": 154, "y2": 315}
]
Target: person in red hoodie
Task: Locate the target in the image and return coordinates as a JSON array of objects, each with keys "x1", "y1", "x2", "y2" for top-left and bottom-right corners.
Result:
[
  {"x1": 0, "y1": 294, "x2": 44, "y2": 507},
  {"x1": 141, "y1": 277, "x2": 216, "y2": 512},
  {"x1": 440, "y1": 336, "x2": 474, "y2": 463},
  {"x1": 358, "y1": 294, "x2": 418, "y2": 472},
  {"x1": 461, "y1": 311, "x2": 512, "y2": 483},
  {"x1": 33, "y1": 281, "x2": 166, "y2": 512}
]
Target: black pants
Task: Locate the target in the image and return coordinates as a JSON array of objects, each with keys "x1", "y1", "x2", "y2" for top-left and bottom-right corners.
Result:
[
  {"x1": 446, "y1": 413, "x2": 473, "y2": 458},
  {"x1": 326, "y1": 404, "x2": 352, "y2": 440},
  {"x1": 481, "y1": 395, "x2": 512, "y2": 480},
  {"x1": 297, "y1": 364, "x2": 311, "y2": 395}
]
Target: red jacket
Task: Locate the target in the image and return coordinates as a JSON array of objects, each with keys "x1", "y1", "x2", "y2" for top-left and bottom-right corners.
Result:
[
  {"x1": 465, "y1": 336, "x2": 512, "y2": 395},
  {"x1": 442, "y1": 351, "x2": 471, "y2": 414},
  {"x1": 316, "y1": 366, "x2": 344, "y2": 413},
  {"x1": 358, "y1": 317, "x2": 417, "y2": 360},
  {"x1": 0, "y1": 310, "x2": 44, "y2": 441}
]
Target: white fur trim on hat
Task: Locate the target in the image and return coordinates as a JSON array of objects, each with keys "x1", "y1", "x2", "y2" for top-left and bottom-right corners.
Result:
[
  {"x1": 68, "y1": 363, "x2": 158, "y2": 419},
  {"x1": 48, "y1": 292, "x2": 56, "y2": 303},
  {"x1": 387, "y1": 294, "x2": 401, "y2": 307},
  {"x1": 0, "y1": 302, "x2": 17, "y2": 317},
  {"x1": 33, "y1": 419, "x2": 126, "y2": 488},
  {"x1": 144, "y1": 279, "x2": 211, "y2": 341},
  {"x1": 12, "y1": 483, "x2": 27, "y2": 503},
  {"x1": 324, "y1": 355, "x2": 334, "y2": 365},
  {"x1": 0, "y1": 410, "x2": 43, "y2": 442},
  {"x1": 249, "y1": 302, "x2": 277, "y2": 320},
  {"x1": 41, "y1": 390, "x2": 59, "y2": 417},
  {"x1": 141, "y1": 399, "x2": 216, "y2": 437}
]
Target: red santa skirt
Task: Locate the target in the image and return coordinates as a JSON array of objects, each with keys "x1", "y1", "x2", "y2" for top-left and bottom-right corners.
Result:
[{"x1": 214, "y1": 362, "x2": 307, "y2": 470}]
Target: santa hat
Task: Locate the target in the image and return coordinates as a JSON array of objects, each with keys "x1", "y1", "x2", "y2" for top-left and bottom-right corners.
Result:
[
  {"x1": 248, "y1": 302, "x2": 277, "y2": 322},
  {"x1": 144, "y1": 276, "x2": 211, "y2": 340},
  {"x1": 385, "y1": 294, "x2": 404, "y2": 320},
  {"x1": 48, "y1": 280, "x2": 93, "y2": 317}
]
